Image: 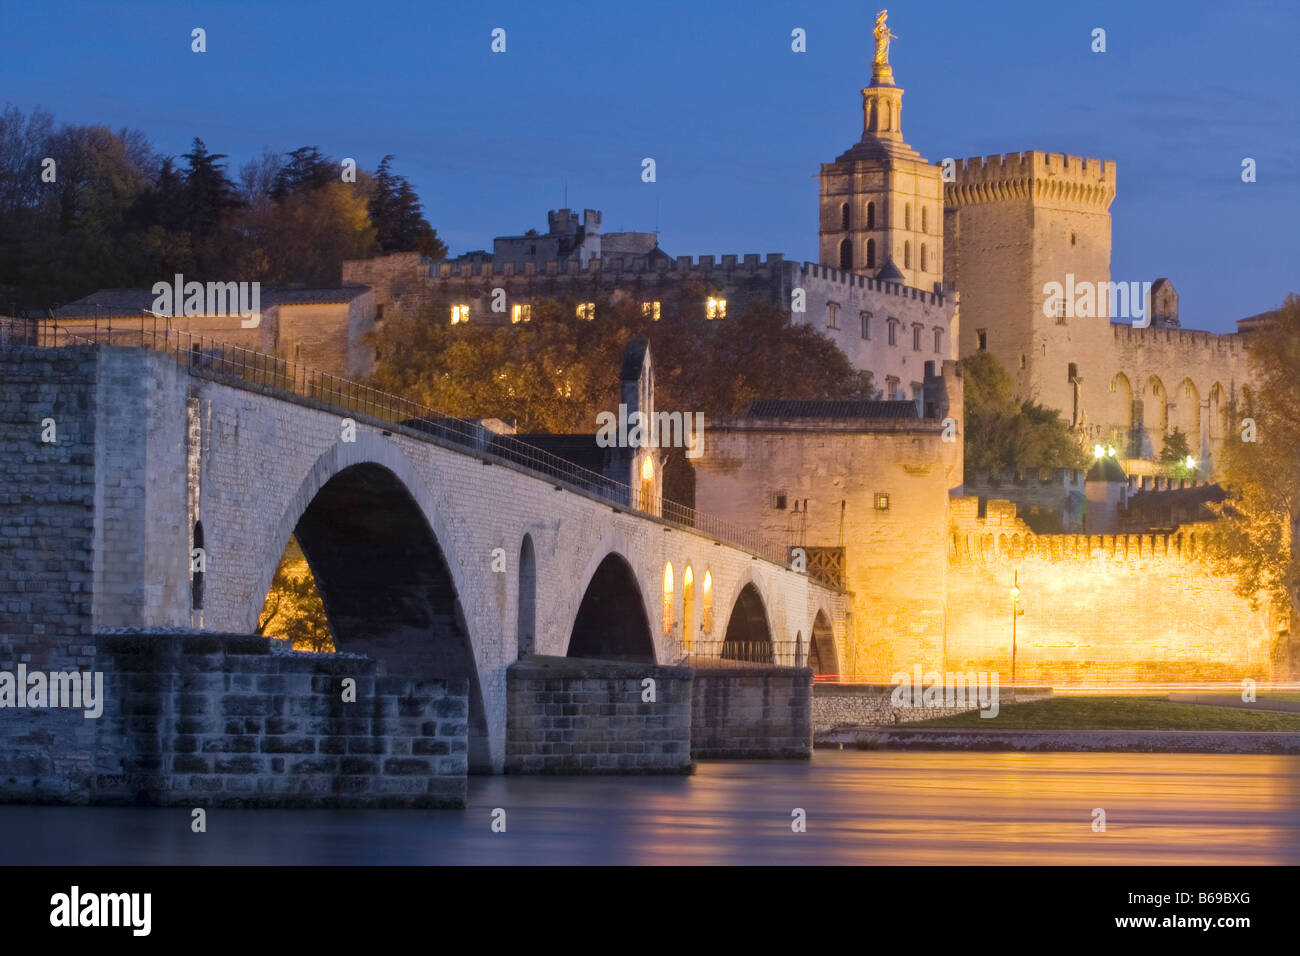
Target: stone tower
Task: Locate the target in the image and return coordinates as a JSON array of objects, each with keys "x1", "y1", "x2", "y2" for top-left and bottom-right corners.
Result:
[
  {"x1": 818, "y1": 12, "x2": 942, "y2": 290},
  {"x1": 944, "y1": 152, "x2": 1117, "y2": 427}
]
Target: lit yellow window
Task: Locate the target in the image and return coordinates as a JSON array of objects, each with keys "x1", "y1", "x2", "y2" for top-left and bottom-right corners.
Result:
[
  {"x1": 640, "y1": 455, "x2": 654, "y2": 510},
  {"x1": 706, "y1": 297, "x2": 726, "y2": 320},
  {"x1": 450, "y1": 305, "x2": 470, "y2": 324},
  {"x1": 642, "y1": 301, "x2": 661, "y2": 321},
  {"x1": 512, "y1": 304, "x2": 531, "y2": 324},
  {"x1": 576, "y1": 302, "x2": 596, "y2": 320},
  {"x1": 662, "y1": 563, "x2": 674, "y2": 635},
  {"x1": 682, "y1": 566, "x2": 694, "y2": 651},
  {"x1": 701, "y1": 570, "x2": 713, "y2": 634}
]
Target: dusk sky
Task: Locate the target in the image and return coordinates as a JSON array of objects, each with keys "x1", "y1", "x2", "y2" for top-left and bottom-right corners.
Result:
[{"x1": 5, "y1": 0, "x2": 1296, "y2": 332}]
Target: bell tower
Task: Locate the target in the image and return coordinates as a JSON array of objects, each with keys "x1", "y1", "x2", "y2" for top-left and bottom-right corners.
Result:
[{"x1": 818, "y1": 10, "x2": 942, "y2": 290}]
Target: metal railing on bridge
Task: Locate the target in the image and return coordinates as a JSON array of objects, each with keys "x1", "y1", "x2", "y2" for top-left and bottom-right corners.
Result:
[
  {"x1": 5, "y1": 314, "x2": 799, "y2": 568},
  {"x1": 682, "y1": 640, "x2": 811, "y2": 669}
]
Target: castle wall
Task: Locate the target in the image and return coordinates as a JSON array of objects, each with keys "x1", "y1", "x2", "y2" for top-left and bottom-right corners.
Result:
[
  {"x1": 946, "y1": 500, "x2": 1282, "y2": 681},
  {"x1": 693, "y1": 419, "x2": 957, "y2": 677}
]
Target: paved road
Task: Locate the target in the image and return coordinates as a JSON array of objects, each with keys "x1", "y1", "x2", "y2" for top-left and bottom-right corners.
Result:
[{"x1": 2, "y1": 751, "x2": 1297, "y2": 864}]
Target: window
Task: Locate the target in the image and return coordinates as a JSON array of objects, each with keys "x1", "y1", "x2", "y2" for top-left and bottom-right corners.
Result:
[
  {"x1": 576, "y1": 302, "x2": 596, "y2": 320},
  {"x1": 888, "y1": 318, "x2": 898, "y2": 346},
  {"x1": 912, "y1": 324, "x2": 922, "y2": 351},
  {"x1": 682, "y1": 567, "x2": 695, "y2": 650},
  {"x1": 1071, "y1": 232, "x2": 1077, "y2": 246},
  {"x1": 641, "y1": 301, "x2": 661, "y2": 321},
  {"x1": 904, "y1": 241, "x2": 911, "y2": 269},
  {"x1": 1020, "y1": 354, "x2": 1026, "y2": 369},
  {"x1": 840, "y1": 202, "x2": 850, "y2": 231},
  {"x1": 1054, "y1": 297, "x2": 1067, "y2": 323},
  {"x1": 1109, "y1": 377, "x2": 1117, "y2": 393},
  {"x1": 451, "y1": 304, "x2": 470, "y2": 324},
  {"x1": 773, "y1": 491, "x2": 788, "y2": 510},
  {"x1": 1184, "y1": 382, "x2": 1195, "y2": 399},
  {"x1": 905, "y1": 203, "x2": 911, "y2": 230},
  {"x1": 886, "y1": 375, "x2": 900, "y2": 399},
  {"x1": 1068, "y1": 363, "x2": 1079, "y2": 382},
  {"x1": 912, "y1": 384, "x2": 924, "y2": 414},
  {"x1": 920, "y1": 243, "x2": 928, "y2": 272},
  {"x1": 839, "y1": 238, "x2": 852, "y2": 271},
  {"x1": 977, "y1": 329, "x2": 987, "y2": 351},
  {"x1": 934, "y1": 328, "x2": 942, "y2": 353},
  {"x1": 921, "y1": 207, "x2": 928, "y2": 233},
  {"x1": 866, "y1": 238, "x2": 876, "y2": 270},
  {"x1": 827, "y1": 303, "x2": 839, "y2": 329},
  {"x1": 640, "y1": 455, "x2": 654, "y2": 509},
  {"x1": 866, "y1": 201, "x2": 875, "y2": 230},
  {"x1": 511, "y1": 303, "x2": 531, "y2": 323},
  {"x1": 662, "y1": 563, "x2": 674, "y2": 635},
  {"x1": 874, "y1": 492, "x2": 890, "y2": 511},
  {"x1": 861, "y1": 311, "x2": 872, "y2": 339},
  {"x1": 701, "y1": 570, "x2": 714, "y2": 634},
  {"x1": 375, "y1": 304, "x2": 385, "y2": 322},
  {"x1": 706, "y1": 297, "x2": 726, "y2": 320}
]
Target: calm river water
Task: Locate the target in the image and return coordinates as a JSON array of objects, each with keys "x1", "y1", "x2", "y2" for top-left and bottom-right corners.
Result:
[{"x1": 3, "y1": 750, "x2": 1298, "y2": 865}]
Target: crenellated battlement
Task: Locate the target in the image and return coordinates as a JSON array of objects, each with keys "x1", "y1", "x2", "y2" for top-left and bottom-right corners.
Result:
[
  {"x1": 798, "y1": 262, "x2": 947, "y2": 306},
  {"x1": 427, "y1": 252, "x2": 795, "y2": 281},
  {"x1": 944, "y1": 151, "x2": 1116, "y2": 208},
  {"x1": 950, "y1": 511, "x2": 1224, "y2": 567},
  {"x1": 1111, "y1": 322, "x2": 1247, "y2": 353}
]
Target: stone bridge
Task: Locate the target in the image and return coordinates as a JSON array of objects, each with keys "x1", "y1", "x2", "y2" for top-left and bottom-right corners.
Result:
[{"x1": 1, "y1": 340, "x2": 849, "y2": 773}]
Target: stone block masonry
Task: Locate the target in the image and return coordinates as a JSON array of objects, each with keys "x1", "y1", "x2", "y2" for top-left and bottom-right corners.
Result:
[
  {"x1": 812, "y1": 683, "x2": 1053, "y2": 732},
  {"x1": 76, "y1": 630, "x2": 467, "y2": 808},
  {"x1": 506, "y1": 655, "x2": 692, "y2": 774},
  {"x1": 691, "y1": 665, "x2": 812, "y2": 759}
]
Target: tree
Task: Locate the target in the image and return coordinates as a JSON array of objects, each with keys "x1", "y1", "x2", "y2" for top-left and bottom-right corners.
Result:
[
  {"x1": 369, "y1": 155, "x2": 447, "y2": 258},
  {"x1": 1158, "y1": 427, "x2": 1194, "y2": 477},
  {"x1": 1207, "y1": 294, "x2": 1300, "y2": 658},
  {"x1": 257, "y1": 536, "x2": 334, "y2": 652},
  {"x1": 958, "y1": 351, "x2": 1084, "y2": 480},
  {"x1": 271, "y1": 146, "x2": 336, "y2": 199},
  {"x1": 366, "y1": 293, "x2": 873, "y2": 434}
]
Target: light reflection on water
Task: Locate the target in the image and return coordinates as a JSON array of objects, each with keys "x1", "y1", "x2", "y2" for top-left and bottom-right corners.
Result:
[{"x1": 2, "y1": 751, "x2": 1297, "y2": 865}]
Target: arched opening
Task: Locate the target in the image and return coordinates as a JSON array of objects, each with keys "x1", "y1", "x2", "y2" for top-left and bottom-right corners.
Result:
[
  {"x1": 701, "y1": 569, "x2": 714, "y2": 634},
  {"x1": 839, "y1": 238, "x2": 852, "y2": 271},
  {"x1": 639, "y1": 455, "x2": 654, "y2": 510},
  {"x1": 721, "y1": 583, "x2": 772, "y2": 663},
  {"x1": 682, "y1": 566, "x2": 695, "y2": 653},
  {"x1": 921, "y1": 206, "x2": 928, "y2": 233},
  {"x1": 866, "y1": 201, "x2": 875, "y2": 230},
  {"x1": 809, "y1": 610, "x2": 838, "y2": 675},
  {"x1": 278, "y1": 462, "x2": 491, "y2": 772},
  {"x1": 866, "y1": 238, "x2": 876, "y2": 270},
  {"x1": 1176, "y1": 378, "x2": 1200, "y2": 450},
  {"x1": 1147, "y1": 376, "x2": 1169, "y2": 457},
  {"x1": 903, "y1": 241, "x2": 911, "y2": 269},
  {"x1": 1109, "y1": 372, "x2": 1134, "y2": 455},
  {"x1": 662, "y1": 562, "x2": 674, "y2": 635},
  {"x1": 568, "y1": 552, "x2": 655, "y2": 662},
  {"x1": 905, "y1": 203, "x2": 912, "y2": 230},
  {"x1": 517, "y1": 534, "x2": 536, "y2": 658},
  {"x1": 840, "y1": 202, "x2": 850, "y2": 231},
  {"x1": 920, "y1": 242, "x2": 928, "y2": 272},
  {"x1": 1209, "y1": 383, "x2": 1226, "y2": 442}
]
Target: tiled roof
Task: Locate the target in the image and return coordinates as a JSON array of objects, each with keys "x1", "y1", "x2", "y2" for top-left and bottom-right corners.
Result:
[{"x1": 745, "y1": 399, "x2": 919, "y2": 420}]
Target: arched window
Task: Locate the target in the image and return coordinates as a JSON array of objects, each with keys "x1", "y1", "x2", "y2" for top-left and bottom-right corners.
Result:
[
  {"x1": 517, "y1": 534, "x2": 536, "y2": 658},
  {"x1": 866, "y1": 238, "x2": 876, "y2": 270},
  {"x1": 840, "y1": 202, "x2": 850, "y2": 231},
  {"x1": 920, "y1": 243, "x2": 928, "y2": 272},
  {"x1": 701, "y1": 570, "x2": 714, "y2": 633},
  {"x1": 682, "y1": 566, "x2": 695, "y2": 652},
  {"x1": 839, "y1": 239, "x2": 852, "y2": 271},
  {"x1": 662, "y1": 563, "x2": 674, "y2": 635},
  {"x1": 904, "y1": 241, "x2": 911, "y2": 269},
  {"x1": 921, "y1": 206, "x2": 928, "y2": 233},
  {"x1": 905, "y1": 203, "x2": 911, "y2": 230},
  {"x1": 866, "y1": 202, "x2": 875, "y2": 230},
  {"x1": 640, "y1": 455, "x2": 654, "y2": 510}
]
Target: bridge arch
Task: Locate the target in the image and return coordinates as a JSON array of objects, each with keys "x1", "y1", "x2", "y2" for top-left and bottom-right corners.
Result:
[
  {"x1": 808, "y1": 609, "x2": 838, "y2": 675},
  {"x1": 253, "y1": 434, "x2": 491, "y2": 771},
  {"x1": 566, "y1": 551, "x2": 656, "y2": 662},
  {"x1": 721, "y1": 580, "x2": 773, "y2": 663},
  {"x1": 517, "y1": 533, "x2": 536, "y2": 658}
]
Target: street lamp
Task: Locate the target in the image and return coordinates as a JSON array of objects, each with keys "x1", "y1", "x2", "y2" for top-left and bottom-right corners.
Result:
[{"x1": 1010, "y1": 570, "x2": 1025, "y2": 686}]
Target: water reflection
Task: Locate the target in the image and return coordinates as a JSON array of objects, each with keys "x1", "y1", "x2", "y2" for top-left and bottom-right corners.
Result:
[{"x1": 3, "y1": 751, "x2": 1298, "y2": 865}]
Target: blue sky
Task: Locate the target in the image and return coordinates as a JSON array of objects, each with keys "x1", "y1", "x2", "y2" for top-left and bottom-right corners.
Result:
[{"x1": 4, "y1": 0, "x2": 1296, "y2": 331}]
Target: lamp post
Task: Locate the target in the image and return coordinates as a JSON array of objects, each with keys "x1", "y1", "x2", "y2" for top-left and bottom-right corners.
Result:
[{"x1": 1010, "y1": 570, "x2": 1024, "y2": 686}]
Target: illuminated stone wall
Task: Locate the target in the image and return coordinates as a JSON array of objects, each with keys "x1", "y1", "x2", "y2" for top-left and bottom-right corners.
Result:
[{"x1": 946, "y1": 498, "x2": 1284, "y2": 681}]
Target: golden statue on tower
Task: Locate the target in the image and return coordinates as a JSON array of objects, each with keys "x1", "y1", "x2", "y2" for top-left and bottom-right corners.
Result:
[{"x1": 873, "y1": 9, "x2": 897, "y2": 67}]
